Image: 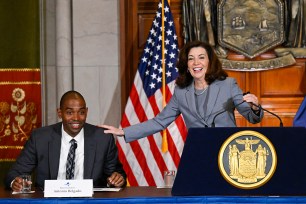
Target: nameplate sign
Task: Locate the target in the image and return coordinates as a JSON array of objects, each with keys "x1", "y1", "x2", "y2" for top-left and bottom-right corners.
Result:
[{"x1": 44, "y1": 179, "x2": 93, "y2": 197}]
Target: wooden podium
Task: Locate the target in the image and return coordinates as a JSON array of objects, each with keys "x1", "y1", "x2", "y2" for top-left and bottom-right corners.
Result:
[{"x1": 172, "y1": 127, "x2": 306, "y2": 196}]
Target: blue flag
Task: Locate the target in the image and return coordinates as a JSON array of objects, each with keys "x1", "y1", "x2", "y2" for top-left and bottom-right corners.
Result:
[{"x1": 293, "y1": 97, "x2": 306, "y2": 127}]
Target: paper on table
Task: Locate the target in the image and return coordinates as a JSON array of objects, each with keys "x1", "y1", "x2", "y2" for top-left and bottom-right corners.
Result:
[
  {"x1": 93, "y1": 188, "x2": 122, "y2": 192},
  {"x1": 12, "y1": 191, "x2": 35, "y2": 194},
  {"x1": 156, "y1": 186, "x2": 172, "y2": 189}
]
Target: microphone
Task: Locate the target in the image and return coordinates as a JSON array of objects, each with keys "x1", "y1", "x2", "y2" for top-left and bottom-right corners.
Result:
[
  {"x1": 211, "y1": 91, "x2": 283, "y2": 128},
  {"x1": 251, "y1": 103, "x2": 283, "y2": 127},
  {"x1": 211, "y1": 100, "x2": 245, "y2": 128},
  {"x1": 243, "y1": 91, "x2": 283, "y2": 127}
]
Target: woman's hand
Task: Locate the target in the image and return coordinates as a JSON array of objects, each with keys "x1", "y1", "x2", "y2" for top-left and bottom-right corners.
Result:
[
  {"x1": 243, "y1": 93, "x2": 260, "y2": 110},
  {"x1": 100, "y1": 125, "x2": 125, "y2": 136}
]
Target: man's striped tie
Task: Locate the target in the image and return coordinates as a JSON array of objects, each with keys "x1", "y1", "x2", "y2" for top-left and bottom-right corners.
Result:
[{"x1": 66, "y1": 139, "x2": 77, "y2": 179}]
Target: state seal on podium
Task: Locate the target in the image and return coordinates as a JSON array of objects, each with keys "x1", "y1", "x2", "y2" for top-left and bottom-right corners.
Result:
[{"x1": 218, "y1": 130, "x2": 277, "y2": 189}]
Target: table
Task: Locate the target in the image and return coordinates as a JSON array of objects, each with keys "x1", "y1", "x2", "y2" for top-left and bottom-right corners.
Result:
[{"x1": 1, "y1": 186, "x2": 306, "y2": 203}]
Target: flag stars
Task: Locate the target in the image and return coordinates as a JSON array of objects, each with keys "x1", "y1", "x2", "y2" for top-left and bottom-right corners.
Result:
[
  {"x1": 164, "y1": 6, "x2": 169, "y2": 13},
  {"x1": 160, "y1": 26, "x2": 166, "y2": 32},
  {"x1": 166, "y1": 29, "x2": 172, "y2": 36},
  {"x1": 149, "y1": 82, "x2": 156, "y2": 89},
  {"x1": 166, "y1": 71, "x2": 172, "y2": 77},
  {"x1": 163, "y1": 49, "x2": 168, "y2": 55},
  {"x1": 154, "y1": 54, "x2": 159, "y2": 60},
  {"x1": 138, "y1": 0, "x2": 179, "y2": 95},
  {"x1": 157, "y1": 76, "x2": 162, "y2": 83},
  {"x1": 171, "y1": 43, "x2": 177, "y2": 49},
  {"x1": 142, "y1": 56, "x2": 148, "y2": 63},
  {"x1": 151, "y1": 72, "x2": 157, "y2": 80},
  {"x1": 154, "y1": 20, "x2": 159, "y2": 27},
  {"x1": 153, "y1": 64, "x2": 158, "y2": 70},
  {"x1": 150, "y1": 28, "x2": 157, "y2": 37},
  {"x1": 168, "y1": 62, "x2": 173, "y2": 68},
  {"x1": 147, "y1": 38, "x2": 153, "y2": 44},
  {"x1": 150, "y1": 28, "x2": 155, "y2": 35},
  {"x1": 169, "y1": 52, "x2": 176, "y2": 59},
  {"x1": 158, "y1": 67, "x2": 163, "y2": 73}
]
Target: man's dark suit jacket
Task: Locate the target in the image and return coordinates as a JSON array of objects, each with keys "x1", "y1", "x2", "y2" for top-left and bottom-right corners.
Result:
[{"x1": 5, "y1": 122, "x2": 126, "y2": 189}]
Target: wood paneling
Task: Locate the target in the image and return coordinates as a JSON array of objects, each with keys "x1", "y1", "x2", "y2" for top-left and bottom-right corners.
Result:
[
  {"x1": 120, "y1": 0, "x2": 306, "y2": 127},
  {"x1": 261, "y1": 67, "x2": 305, "y2": 96}
]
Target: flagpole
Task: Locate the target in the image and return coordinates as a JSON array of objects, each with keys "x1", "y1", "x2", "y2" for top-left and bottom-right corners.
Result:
[{"x1": 161, "y1": 0, "x2": 168, "y2": 153}]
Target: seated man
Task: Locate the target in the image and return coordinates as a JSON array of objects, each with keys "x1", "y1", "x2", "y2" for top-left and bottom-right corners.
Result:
[{"x1": 5, "y1": 90, "x2": 126, "y2": 191}]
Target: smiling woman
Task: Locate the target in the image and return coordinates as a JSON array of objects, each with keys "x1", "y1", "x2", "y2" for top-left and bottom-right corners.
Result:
[
  {"x1": 102, "y1": 41, "x2": 264, "y2": 142},
  {"x1": 186, "y1": 47, "x2": 210, "y2": 90}
]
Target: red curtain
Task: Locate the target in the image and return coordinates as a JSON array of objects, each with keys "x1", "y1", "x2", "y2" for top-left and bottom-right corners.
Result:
[{"x1": 0, "y1": 68, "x2": 41, "y2": 161}]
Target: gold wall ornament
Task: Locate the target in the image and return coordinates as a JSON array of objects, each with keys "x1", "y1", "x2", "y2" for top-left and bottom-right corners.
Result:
[
  {"x1": 0, "y1": 68, "x2": 40, "y2": 72},
  {"x1": 217, "y1": 0, "x2": 285, "y2": 59},
  {"x1": 220, "y1": 52, "x2": 296, "y2": 71},
  {"x1": 274, "y1": 48, "x2": 306, "y2": 58},
  {"x1": 0, "y1": 102, "x2": 11, "y2": 141},
  {"x1": 10, "y1": 88, "x2": 38, "y2": 142},
  {"x1": 218, "y1": 130, "x2": 277, "y2": 189},
  {"x1": 0, "y1": 68, "x2": 41, "y2": 161}
]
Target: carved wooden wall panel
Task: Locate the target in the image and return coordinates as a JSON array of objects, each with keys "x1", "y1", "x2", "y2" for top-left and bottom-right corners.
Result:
[
  {"x1": 261, "y1": 67, "x2": 305, "y2": 96},
  {"x1": 120, "y1": 0, "x2": 306, "y2": 127}
]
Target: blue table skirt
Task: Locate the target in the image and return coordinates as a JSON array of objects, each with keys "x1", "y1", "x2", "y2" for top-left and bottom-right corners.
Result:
[{"x1": 2, "y1": 196, "x2": 306, "y2": 204}]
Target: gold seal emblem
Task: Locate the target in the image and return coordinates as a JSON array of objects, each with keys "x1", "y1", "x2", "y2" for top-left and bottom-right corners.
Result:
[{"x1": 218, "y1": 130, "x2": 277, "y2": 189}]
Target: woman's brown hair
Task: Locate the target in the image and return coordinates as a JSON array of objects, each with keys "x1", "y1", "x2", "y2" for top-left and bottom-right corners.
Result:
[{"x1": 176, "y1": 41, "x2": 228, "y2": 88}]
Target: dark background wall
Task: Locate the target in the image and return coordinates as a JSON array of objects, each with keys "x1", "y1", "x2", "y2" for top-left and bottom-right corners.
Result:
[{"x1": 0, "y1": 0, "x2": 40, "y2": 186}]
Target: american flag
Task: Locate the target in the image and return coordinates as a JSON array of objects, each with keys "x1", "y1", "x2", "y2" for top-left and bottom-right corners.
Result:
[{"x1": 117, "y1": 0, "x2": 187, "y2": 186}]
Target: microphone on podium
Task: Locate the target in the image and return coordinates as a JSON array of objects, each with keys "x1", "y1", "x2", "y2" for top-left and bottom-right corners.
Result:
[
  {"x1": 211, "y1": 100, "x2": 245, "y2": 128},
  {"x1": 251, "y1": 103, "x2": 283, "y2": 127},
  {"x1": 243, "y1": 91, "x2": 284, "y2": 127},
  {"x1": 211, "y1": 92, "x2": 284, "y2": 127}
]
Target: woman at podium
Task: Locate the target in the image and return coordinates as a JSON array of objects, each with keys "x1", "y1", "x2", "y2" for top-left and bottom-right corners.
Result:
[{"x1": 102, "y1": 41, "x2": 264, "y2": 142}]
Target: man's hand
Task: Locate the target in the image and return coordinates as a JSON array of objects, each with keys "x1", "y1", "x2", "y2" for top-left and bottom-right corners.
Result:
[
  {"x1": 107, "y1": 172, "x2": 125, "y2": 187},
  {"x1": 11, "y1": 177, "x2": 32, "y2": 192}
]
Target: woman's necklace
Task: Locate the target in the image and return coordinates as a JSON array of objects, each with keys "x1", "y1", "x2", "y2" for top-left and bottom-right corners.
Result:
[{"x1": 194, "y1": 86, "x2": 208, "y2": 96}]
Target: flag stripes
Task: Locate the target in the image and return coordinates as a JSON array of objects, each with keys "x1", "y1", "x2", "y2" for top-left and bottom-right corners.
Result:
[{"x1": 117, "y1": 0, "x2": 187, "y2": 186}]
